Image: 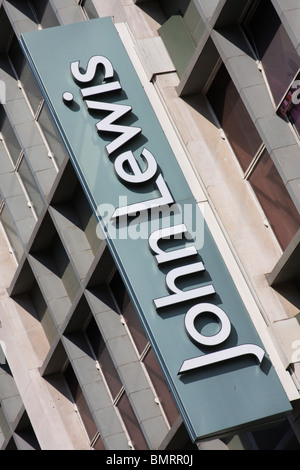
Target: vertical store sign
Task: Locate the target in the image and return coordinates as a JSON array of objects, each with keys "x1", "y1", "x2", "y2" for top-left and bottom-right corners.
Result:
[{"x1": 21, "y1": 19, "x2": 291, "y2": 441}]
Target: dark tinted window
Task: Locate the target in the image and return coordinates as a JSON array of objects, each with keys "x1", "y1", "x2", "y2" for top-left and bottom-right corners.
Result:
[
  {"x1": 207, "y1": 63, "x2": 262, "y2": 171},
  {"x1": 249, "y1": 149, "x2": 300, "y2": 249},
  {"x1": 245, "y1": 0, "x2": 299, "y2": 106},
  {"x1": 64, "y1": 363, "x2": 99, "y2": 443},
  {"x1": 117, "y1": 392, "x2": 148, "y2": 450},
  {"x1": 110, "y1": 270, "x2": 148, "y2": 354},
  {"x1": 86, "y1": 316, "x2": 122, "y2": 400}
]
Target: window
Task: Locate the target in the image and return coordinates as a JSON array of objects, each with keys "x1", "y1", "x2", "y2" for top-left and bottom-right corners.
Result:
[
  {"x1": 0, "y1": 205, "x2": 23, "y2": 263},
  {"x1": 110, "y1": 270, "x2": 149, "y2": 355},
  {"x1": 29, "y1": 0, "x2": 60, "y2": 28},
  {"x1": 18, "y1": 157, "x2": 44, "y2": 216},
  {"x1": 239, "y1": 418, "x2": 300, "y2": 450},
  {"x1": 109, "y1": 270, "x2": 179, "y2": 428},
  {"x1": 207, "y1": 63, "x2": 300, "y2": 250},
  {"x1": 64, "y1": 362, "x2": 105, "y2": 449},
  {"x1": 85, "y1": 315, "x2": 149, "y2": 450},
  {"x1": 244, "y1": 0, "x2": 299, "y2": 108},
  {"x1": 243, "y1": 0, "x2": 300, "y2": 140},
  {"x1": 8, "y1": 37, "x2": 67, "y2": 168},
  {"x1": 50, "y1": 233, "x2": 79, "y2": 301},
  {"x1": 79, "y1": 0, "x2": 98, "y2": 19},
  {"x1": 248, "y1": 149, "x2": 300, "y2": 250},
  {"x1": 0, "y1": 106, "x2": 22, "y2": 166},
  {"x1": 116, "y1": 392, "x2": 148, "y2": 450},
  {"x1": 37, "y1": 102, "x2": 68, "y2": 167},
  {"x1": 143, "y1": 347, "x2": 179, "y2": 427},
  {"x1": 0, "y1": 106, "x2": 44, "y2": 220},
  {"x1": 289, "y1": 95, "x2": 300, "y2": 138},
  {"x1": 207, "y1": 63, "x2": 262, "y2": 172},
  {"x1": 8, "y1": 37, "x2": 43, "y2": 117},
  {"x1": 278, "y1": 73, "x2": 300, "y2": 139},
  {"x1": 86, "y1": 316, "x2": 122, "y2": 401}
]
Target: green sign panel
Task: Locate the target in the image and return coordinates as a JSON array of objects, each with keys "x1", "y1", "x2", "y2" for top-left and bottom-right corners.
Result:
[{"x1": 21, "y1": 18, "x2": 292, "y2": 441}]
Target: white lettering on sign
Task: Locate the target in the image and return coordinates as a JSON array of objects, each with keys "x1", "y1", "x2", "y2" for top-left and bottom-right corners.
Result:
[
  {"x1": 64, "y1": 55, "x2": 265, "y2": 375},
  {"x1": 86, "y1": 98, "x2": 142, "y2": 155},
  {"x1": 114, "y1": 149, "x2": 158, "y2": 184},
  {"x1": 153, "y1": 262, "x2": 216, "y2": 309},
  {"x1": 149, "y1": 224, "x2": 197, "y2": 264},
  {"x1": 179, "y1": 344, "x2": 265, "y2": 374},
  {"x1": 112, "y1": 174, "x2": 174, "y2": 219}
]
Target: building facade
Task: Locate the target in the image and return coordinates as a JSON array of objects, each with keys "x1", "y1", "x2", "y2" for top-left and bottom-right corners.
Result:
[{"x1": 0, "y1": 0, "x2": 299, "y2": 451}]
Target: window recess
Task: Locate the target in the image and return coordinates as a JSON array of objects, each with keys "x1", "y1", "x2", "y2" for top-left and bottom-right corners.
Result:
[
  {"x1": 84, "y1": 314, "x2": 149, "y2": 450},
  {"x1": 109, "y1": 269, "x2": 180, "y2": 428},
  {"x1": 78, "y1": 0, "x2": 98, "y2": 20},
  {"x1": 207, "y1": 62, "x2": 300, "y2": 251},
  {"x1": 242, "y1": 0, "x2": 300, "y2": 110}
]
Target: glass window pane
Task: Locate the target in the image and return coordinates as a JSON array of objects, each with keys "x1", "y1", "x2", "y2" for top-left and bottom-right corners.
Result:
[
  {"x1": 49, "y1": 233, "x2": 79, "y2": 300},
  {"x1": 143, "y1": 347, "x2": 179, "y2": 427},
  {"x1": 21, "y1": 61, "x2": 44, "y2": 113},
  {"x1": 82, "y1": 0, "x2": 98, "y2": 19},
  {"x1": 249, "y1": 149, "x2": 300, "y2": 250},
  {"x1": 18, "y1": 157, "x2": 44, "y2": 216},
  {"x1": 30, "y1": 0, "x2": 60, "y2": 28},
  {"x1": 247, "y1": 1, "x2": 299, "y2": 107},
  {"x1": 86, "y1": 317, "x2": 122, "y2": 400},
  {"x1": 0, "y1": 107, "x2": 22, "y2": 165},
  {"x1": 117, "y1": 392, "x2": 148, "y2": 450},
  {"x1": 8, "y1": 37, "x2": 43, "y2": 114},
  {"x1": 122, "y1": 293, "x2": 148, "y2": 354},
  {"x1": 64, "y1": 363, "x2": 98, "y2": 442},
  {"x1": 0, "y1": 205, "x2": 23, "y2": 262},
  {"x1": 38, "y1": 103, "x2": 68, "y2": 167},
  {"x1": 207, "y1": 64, "x2": 262, "y2": 171},
  {"x1": 250, "y1": 418, "x2": 300, "y2": 450},
  {"x1": 289, "y1": 103, "x2": 300, "y2": 138},
  {"x1": 30, "y1": 281, "x2": 56, "y2": 345},
  {"x1": 110, "y1": 270, "x2": 148, "y2": 355},
  {"x1": 93, "y1": 435, "x2": 106, "y2": 450}
]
